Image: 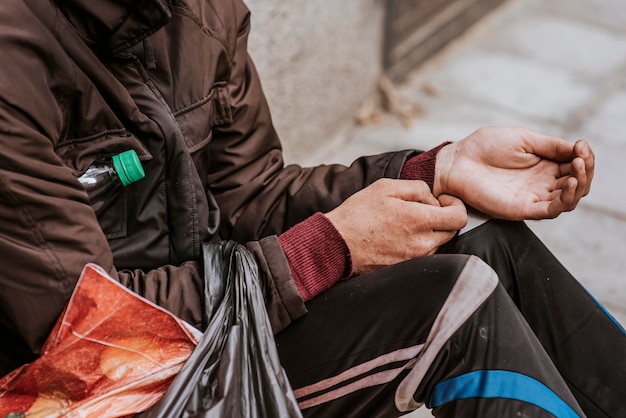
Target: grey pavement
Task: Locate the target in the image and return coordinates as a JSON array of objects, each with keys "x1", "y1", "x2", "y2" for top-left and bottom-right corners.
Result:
[{"x1": 301, "y1": 0, "x2": 626, "y2": 415}]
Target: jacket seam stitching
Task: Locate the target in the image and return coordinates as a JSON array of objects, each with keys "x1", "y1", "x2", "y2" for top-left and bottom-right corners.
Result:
[
  {"x1": 172, "y1": 90, "x2": 215, "y2": 117},
  {"x1": 0, "y1": 178, "x2": 70, "y2": 294},
  {"x1": 55, "y1": 129, "x2": 129, "y2": 148}
]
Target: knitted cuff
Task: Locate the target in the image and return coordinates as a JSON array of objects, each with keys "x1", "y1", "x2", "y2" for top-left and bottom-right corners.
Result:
[
  {"x1": 399, "y1": 141, "x2": 452, "y2": 189},
  {"x1": 278, "y1": 212, "x2": 352, "y2": 302}
]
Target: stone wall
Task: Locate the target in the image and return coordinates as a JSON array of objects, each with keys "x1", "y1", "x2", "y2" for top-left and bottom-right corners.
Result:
[{"x1": 245, "y1": 0, "x2": 385, "y2": 163}]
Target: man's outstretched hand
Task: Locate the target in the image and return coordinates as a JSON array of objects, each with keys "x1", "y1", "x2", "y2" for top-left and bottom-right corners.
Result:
[
  {"x1": 325, "y1": 126, "x2": 593, "y2": 275},
  {"x1": 434, "y1": 126, "x2": 595, "y2": 220}
]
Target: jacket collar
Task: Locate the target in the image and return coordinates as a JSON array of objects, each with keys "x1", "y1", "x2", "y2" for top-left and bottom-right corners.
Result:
[{"x1": 56, "y1": 0, "x2": 172, "y2": 54}]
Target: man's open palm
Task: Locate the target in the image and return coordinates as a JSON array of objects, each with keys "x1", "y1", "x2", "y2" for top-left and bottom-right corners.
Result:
[{"x1": 434, "y1": 127, "x2": 594, "y2": 220}]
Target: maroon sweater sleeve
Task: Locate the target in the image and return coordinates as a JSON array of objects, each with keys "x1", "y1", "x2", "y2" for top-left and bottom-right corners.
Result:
[{"x1": 278, "y1": 142, "x2": 451, "y2": 301}]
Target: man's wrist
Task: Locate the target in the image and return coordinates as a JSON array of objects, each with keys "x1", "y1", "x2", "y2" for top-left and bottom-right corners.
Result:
[
  {"x1": 433, "y1": 142, "x2": 455, "y2": 197},
  {"x1": 400, "y1": 141, "x2": 451, "y2": 190}
]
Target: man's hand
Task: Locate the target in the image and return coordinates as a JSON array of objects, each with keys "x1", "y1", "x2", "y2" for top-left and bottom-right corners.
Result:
[
  {"x1": 326, "y1": 179, "x2": 467, "y2": 275},
  {"x1": 434, "y1": 126, "x2": 594, "y2": 220}
]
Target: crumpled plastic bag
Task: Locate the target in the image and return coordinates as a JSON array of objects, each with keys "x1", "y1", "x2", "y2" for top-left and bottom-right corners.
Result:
[
  {"x1": 140, "y1": 240, "x2": 302, "y2": 418},
  {"x1": 0, "y1": 241, "x2": 301, "y2": 418},
  {"x1": 0, "y1": 264, "x2": 200, "y2": 418}
]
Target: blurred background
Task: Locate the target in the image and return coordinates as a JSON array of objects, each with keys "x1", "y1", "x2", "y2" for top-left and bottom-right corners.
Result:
[{"x1": 246, "y1": 0, "x2": 625, "y2": 415}]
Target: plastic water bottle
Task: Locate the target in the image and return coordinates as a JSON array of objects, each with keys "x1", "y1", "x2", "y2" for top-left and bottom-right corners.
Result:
[{"x1": 78, "y1": 150, "x2": 145, "y2": 212}]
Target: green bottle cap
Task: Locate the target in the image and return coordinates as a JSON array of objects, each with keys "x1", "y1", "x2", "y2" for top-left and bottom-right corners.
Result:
[{"x1": 112, "y1": 150, "x2": 145, "y2": 186}]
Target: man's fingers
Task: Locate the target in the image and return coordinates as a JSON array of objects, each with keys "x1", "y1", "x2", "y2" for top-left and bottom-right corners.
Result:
[
  {"x1": 526, "y1": 132, "x2": 576, "y2": 162},
  {"x1": 554, "y1": 175, "x2": 571, "y2": 191},
  {"x1": 381, "y1": 179, "x2": 440, "y2": 206},
  {"x1": 359, "y1": 178, "x2": 467, "y2": 233},
  {"x1": 555, "y1": 157, "x2": 589, "y2": 210},
  {"x1": 427, "y1": 194, "x2": 468, "y2": 231},
  {"x1": 574, "y1": 140, "x2": 594, "y2": 196},
  {"x1": 558, "y1": 161, "x2": 573, "y2": 177},
  {"x1": 398, "y1": 193, "x2": 467, "y2": 234},
  {"x1": 526, "y1": 134, "x2": 594, "y2": 201},
  {"x1": 437, "y1": 193, "x2": 463, "y2": 208},
  {"x1": 535, "y1": 177, "x2": 578, "y2": 219},
  {"x1": 570, "y1": 157, "x2": 588, "y2": 207},
  {"x1": 546, "y1": 139, "x2": 593, "y2": 201},
  {"x1": 427, "y1": 230, "x2": 458, "y2": 255}
]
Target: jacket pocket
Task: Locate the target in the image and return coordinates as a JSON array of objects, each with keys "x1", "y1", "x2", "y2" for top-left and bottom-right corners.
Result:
[
  {"x1": 174, "y1": 82, "x2": 233, "y2": 153},
  {"x1": 55, "y1": 129, "x2": 152, "y2": 175},
  {"x1": 55, "y1": 130, "x2": 152, "y2": 240}
]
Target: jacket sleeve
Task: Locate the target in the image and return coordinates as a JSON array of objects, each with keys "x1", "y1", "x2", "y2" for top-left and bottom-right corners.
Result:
[
  {"x1": 203, "y1": 3, "x2": 417, "y2": 333},
  {"x1": 207, "y1": 4, "x2": 416, "y2": 243}
]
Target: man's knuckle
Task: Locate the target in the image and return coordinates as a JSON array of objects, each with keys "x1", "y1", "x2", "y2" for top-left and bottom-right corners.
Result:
[{"x1": 375, "y1": 178, "x2": 394, "y2": 189}]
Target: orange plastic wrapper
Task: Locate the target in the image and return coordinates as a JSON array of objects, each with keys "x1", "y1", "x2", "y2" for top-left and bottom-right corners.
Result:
[{"x1": 0, "y1": 264, "x2": 200, "y2": 418}]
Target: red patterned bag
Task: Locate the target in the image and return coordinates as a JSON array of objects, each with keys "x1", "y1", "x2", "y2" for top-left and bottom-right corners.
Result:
[{"x1": 0, "y1": 264, "x2": 200, "y2": 418}]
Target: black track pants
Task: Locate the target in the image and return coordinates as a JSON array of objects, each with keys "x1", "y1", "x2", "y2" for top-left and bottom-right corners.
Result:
[{"x1": 275, "y1": 220, "x2": 626, "y2": 417}]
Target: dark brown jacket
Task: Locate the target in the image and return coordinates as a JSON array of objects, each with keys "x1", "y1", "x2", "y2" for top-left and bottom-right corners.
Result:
[{"x1": 0, "y1": 0, "x2": 413, "y2": 375}]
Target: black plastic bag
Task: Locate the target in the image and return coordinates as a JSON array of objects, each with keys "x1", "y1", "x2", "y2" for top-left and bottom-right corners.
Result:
[{"x1": 141, "y1": 241, "x2": 303, "y2": 418}]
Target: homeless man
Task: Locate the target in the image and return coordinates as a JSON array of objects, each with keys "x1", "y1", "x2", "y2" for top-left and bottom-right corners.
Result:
[{"x1": 0, "y1": 0, "x2": 624, "y2": 417}]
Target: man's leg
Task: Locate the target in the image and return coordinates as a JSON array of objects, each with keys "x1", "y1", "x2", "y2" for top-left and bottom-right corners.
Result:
[
  {"x1": 440, "y1": 219, "x2": 626, "y2": 417},
  {"x1": 276, "y1": 252, "x2": 585, "y2": 417}
]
